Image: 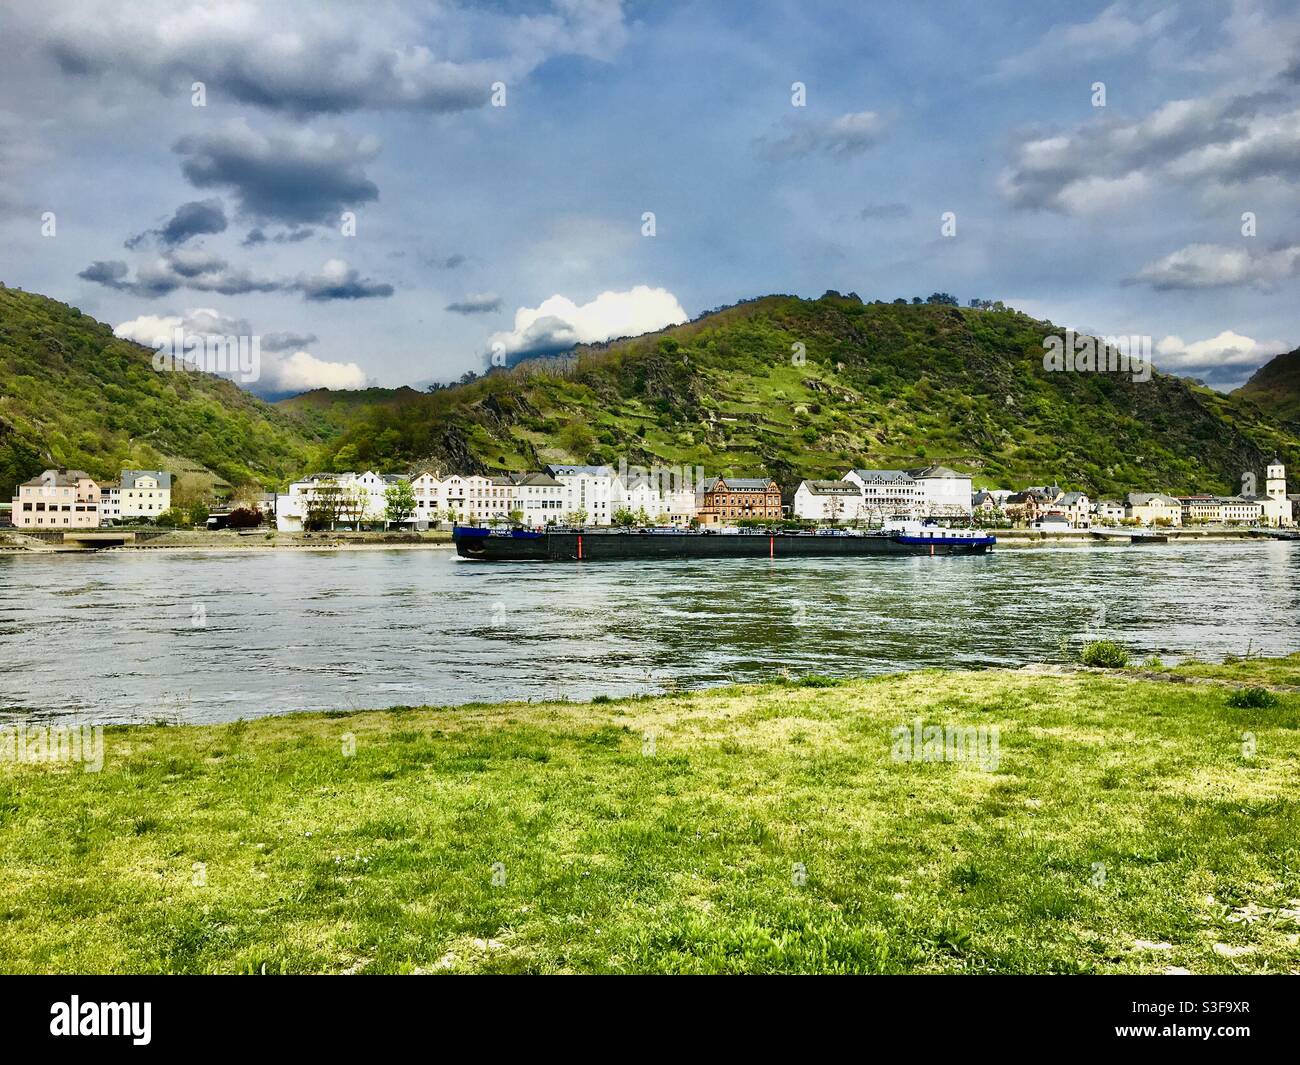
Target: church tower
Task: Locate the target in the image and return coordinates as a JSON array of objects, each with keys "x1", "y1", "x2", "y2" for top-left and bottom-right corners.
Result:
[{"x1": 1267, "y1": 458, "x2": 1286, "y2": 501}]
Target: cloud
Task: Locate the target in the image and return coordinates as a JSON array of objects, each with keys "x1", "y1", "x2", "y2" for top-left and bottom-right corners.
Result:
[
  {"x1": 1001, "y1": 93, "x2": 1300, "y2": 212},
  {"x1": 1154, "y1": 330, "x2": 1288, "y2": 387},
  {"x1": 125, "y1": 198, "x2": 228, "y2": 249},
  {"x1": 80, "y1": 252, "x2": 392, "y2": 301},
  {"x1": 859, "y1": 202, "x2": 911, "y2": 220},
  {"x1": 1130, "y1": 242, "x2": 1300, "y2": 289},
  {"x1": 80, "y1": 250, "x2": 282, "y2": 297},
  {"x1": 37, "y1": 0, "x2": 628, "y2": 116},
  {"x1": 259, "y1": 330, "x2": 319, "y2": 352},
  {"x1": 489, "y1": 286, "x2": 688, "y2": 359},
  {"x1": 241, "y1": 225, "x2": 315, "y2": 247},
  {"x1": 992, "y1": 4, "x2": 1176, "y2": 79},
  {"x1": 266, "y1": 349, "x2": 367, "y2": 392},
  {"x1": 445, "y1": 292, "x2": 502, "y2": 314},
  {"x1": 114, "y1": 308, "x2": 249, "y2": 345},
  {"x1": 113, "y1": 308, "x2": 366, "y2": 393},
  {"x1": 755, "y1": 110, "x2": 891, "y2": 161},
  {"x1": 174, "y1": 119, "x2": 379, "y2": 225},
  {"x1": 295, "y1": 258, "x2": 394, "y2": 301}
]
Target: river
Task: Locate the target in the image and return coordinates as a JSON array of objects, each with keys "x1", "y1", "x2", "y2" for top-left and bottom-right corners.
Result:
[{"x1": 1, "y1": 540, "x2": 1296, "y2": 724}]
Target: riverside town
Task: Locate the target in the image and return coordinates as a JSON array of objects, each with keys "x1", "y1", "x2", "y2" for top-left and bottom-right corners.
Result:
[{"x1": 6, "y1": 458, "x2": 1295, "y2": 536}]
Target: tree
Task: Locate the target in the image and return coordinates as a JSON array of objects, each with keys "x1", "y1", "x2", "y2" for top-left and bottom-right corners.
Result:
[
  {"x1": 508, "y1": 508, "x2": 524, "y2": 525},
  {"x1": 926, "y1": 292, "x2": 958, "y2": 306},
  {"x1": 613, "y1": 507, "x2": 636, "y2": 527},
  {"x1": 566, "y1": 508, "x2": 588, "y2": 526},
  {"x1": 188, "y1": 501, "x2": 210, "y2": 527},
  {"x1": 560, "y1": 421, "x2": 596, "y2": 459},
  {"x1": 227, "y1": 506, "x2": 263, "y2": 529},
  {"x1": 304, "y1": 478, "x2": 348, "y2": 530},
  {"x1": 385, "y1": 480, "x2": 417, "y2": 526}
]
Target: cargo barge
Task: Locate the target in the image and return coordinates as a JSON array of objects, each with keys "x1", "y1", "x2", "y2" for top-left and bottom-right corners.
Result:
[{"x1": 453, "y1": 524, "x2": 995, "y2": 562}]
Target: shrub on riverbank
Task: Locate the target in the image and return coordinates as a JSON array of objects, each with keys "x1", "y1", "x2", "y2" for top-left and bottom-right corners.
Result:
[
  {"x1": 1081, "y1": 640, "x2": 1129, "y2": 668},
  {"x1": 3, "y1": 659, "x2": 1299, "y2": 974}
]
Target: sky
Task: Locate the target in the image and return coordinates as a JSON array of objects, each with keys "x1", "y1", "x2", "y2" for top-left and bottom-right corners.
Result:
[{"x1": 0, "y1": 0, "x2": 1297, "y2": 396}]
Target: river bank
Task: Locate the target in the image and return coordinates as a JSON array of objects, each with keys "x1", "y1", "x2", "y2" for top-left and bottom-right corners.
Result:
[
  {"x1": 0, "y1": 525, "x2": 1278, "y2": 554},
  {"x1": 0, "y1": 529, "x2": 455, "y2": 552},
  {"x1": 2, "y1": 656, "x2": 1298, "y2": 974}
]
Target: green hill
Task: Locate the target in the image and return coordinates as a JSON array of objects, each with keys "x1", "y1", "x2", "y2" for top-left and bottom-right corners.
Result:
[
  {"x1": 0, "y1": 285, "x2": 319, "y2": 498},
  {"x1": 1233, "y1": 346, "x2": 1300, "y2": 428},
  {"x1": 287, "y1": 294, "x2": 1300, "y2": 498}
]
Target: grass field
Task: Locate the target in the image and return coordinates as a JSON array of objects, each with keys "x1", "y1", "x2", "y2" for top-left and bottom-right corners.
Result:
[{"x1": 2, "y1": 657, "x2": 1299, "y2": 974}]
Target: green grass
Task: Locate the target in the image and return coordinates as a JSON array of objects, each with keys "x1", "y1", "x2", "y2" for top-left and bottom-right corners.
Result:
[{"x1": 2, "y1": 664, "x2": 1299, "y2": 974}]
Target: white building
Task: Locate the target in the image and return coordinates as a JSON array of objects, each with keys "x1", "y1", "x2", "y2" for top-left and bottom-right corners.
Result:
[
  {"x1": 276, "y1": 471, "x2": 406, "y2": 531},
  {"x1": 442, "y1": 474, "x2": 514, "y2": 525},
  {"x1": 842, "y1": 465, "x2": 973, "y2": 519},
  {"x1": 842, "y1": 469, "x2": 922, "y2": 519},
  {"x1": 610, "y1": 465, "x2": 699, "y2": 525},
  {"x1": 510, "y1": 472, "x2": 566, "y2": 525},
  {"x1": 545, "y1": 465, "x2": 616, "y2": 525},
  {"x1": 1093, "y1": 500, "x2": 1126, "y2": 524},
  {"x1": 410, "y1": 471, "x2": 445, "y2": 525},
  {"x1": 1261, "y1": 459, "x2": 1295, "y2": 528},
  {"x1": 1053, "y1": 491, "x2": 1091, "y2": 528},
  {"x1": 1217, "y1": 496, "x2": 1264, "y2": 524},
  {"x1": 793, "y1": 480, "x2": 864, "y2": 521},
  {"x1": 1125, "y1": 492, "x2": 1183, "y2": 526},
  {"x1": 102, "y1": 470, "x2": 172, "y2": 522},
  {"x1": 907, "y1": 465, "x2": 974, "y2": 517}
]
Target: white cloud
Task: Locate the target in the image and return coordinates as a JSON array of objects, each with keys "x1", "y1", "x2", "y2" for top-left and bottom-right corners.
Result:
[
  {"x1": 113, "y1": 307, "x2": 366, "y2": 393},
  {"x1": 489, "y1": 286, "x2": 688, "y2": 358},
  {"x1": 1131, "y1": 243, "x2": 1300, "y2": 289},
  {"x1": 1156, "y1": 330, "x2": 1286, "y2": 369},
  {"x1": 993, "y1": 4, "x2": 1176, "y2": 79},
  {"x1": 267, "y1": 349, "x2": 367, "y2": 392}
]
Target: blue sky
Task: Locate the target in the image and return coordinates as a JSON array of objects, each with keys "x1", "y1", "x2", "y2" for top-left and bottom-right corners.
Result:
[{"x1": 1, "y1": 0, "x2": 1297, "y2": 395}]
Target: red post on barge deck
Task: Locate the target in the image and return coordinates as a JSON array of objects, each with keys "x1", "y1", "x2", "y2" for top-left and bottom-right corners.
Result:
[{"x1": 577, "y1": 534, "x2": 583, "y2": 560}]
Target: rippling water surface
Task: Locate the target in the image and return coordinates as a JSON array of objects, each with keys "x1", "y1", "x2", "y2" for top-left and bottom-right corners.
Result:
[{"x1": 1, "y1": 541, "x2": 1296, "y2": 724}]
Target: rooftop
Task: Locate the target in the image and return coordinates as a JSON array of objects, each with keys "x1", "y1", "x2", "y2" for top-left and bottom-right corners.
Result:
[{"x1": 799, "y1": 480, "x2": 860, "y2": 496}]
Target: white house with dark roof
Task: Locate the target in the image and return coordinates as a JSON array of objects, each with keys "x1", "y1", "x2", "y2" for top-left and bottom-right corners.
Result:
[
  {"x1": 545, "y1": 464, "x2": 616, "y2": 525},
  {"x1": 509, "y1": 471, "x2": 566, "y2": 525},
  {"x1": 907, "y1": 464, "x2": 973, "y2": 516},
  {"x1": 793, "y1": 480, "x2": 863, "y2": 521},
  {"x1": 101, "y1": 469, "x2": 172, "y2": 523}
]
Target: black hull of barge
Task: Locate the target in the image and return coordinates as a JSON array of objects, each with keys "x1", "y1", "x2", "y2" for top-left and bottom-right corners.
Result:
[{"x1": 454, "y1": 530, "x2": 993, "y2": 561}]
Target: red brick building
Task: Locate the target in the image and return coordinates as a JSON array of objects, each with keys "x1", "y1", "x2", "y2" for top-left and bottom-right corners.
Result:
[{"x1": 700, "y1": 476, "x2": 783, "y2": 524}]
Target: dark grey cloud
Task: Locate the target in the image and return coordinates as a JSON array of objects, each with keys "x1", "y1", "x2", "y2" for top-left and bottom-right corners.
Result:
[
  {"x1": 38, "y1": 0, "x2": 627, "y2": 117},
  {"x1": 260, "y1": 330, "x2": 319, "y2": 352},
  {"x1": 755, "y1": 110, "x2": 891, "y2": 161},
  {"x1": 241, "y1": 225, "x2": 315, "y2": 247},
  {"x1": 125, "y1": 198, "x2": 227, "y2": 249},
  {"x1": 174, "y1": 120, "x2": 379, "y2": 225},
  {"x1": 79, "y1": 250, "x2": 391, "y2": 301},
  {"x1": 295, "y1": 259, "x2": 394, "y2": 301},
  {"x1": 445, "y1": 292, "x2": 502, "y2": 314}
]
